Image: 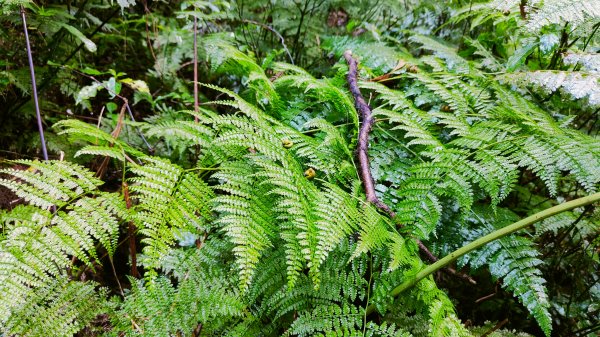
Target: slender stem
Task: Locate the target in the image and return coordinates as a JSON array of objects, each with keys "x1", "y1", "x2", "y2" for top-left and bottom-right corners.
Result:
[
  {"x1": 20, "y1": 5, "x2": 49, "y2": 161},
  {"x1": 122, "y1": 182, "x2": 139, "y2": 278},
  {"x1": 193, "y1": 15, "x2": 199, "y2": 121},
  {"x1": 240, "y1": 19, "x2": 294, "y2": 64},
  {"x1": 365, "y1": 192, "x2": 600, "y2": 315},
  {"x1": 62, "y1": 66, "x2": 153, "y2": 153},
  {"x1": 9, "y1": 6, "x2": 120, "y2": 117}
]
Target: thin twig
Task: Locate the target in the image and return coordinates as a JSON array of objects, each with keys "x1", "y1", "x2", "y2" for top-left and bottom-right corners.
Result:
[
  {"x1": 343, "y1": 50, "x2": 476, "y2": 285},
  {"x1": 109, "y1": 256, "x2": 124, "y2": 296},
  {"x1": 123, "y1": 182, "x2": 139, "y2": 278},
  {"x1": 192, "y1": 323, "x2": 203, "y2": 337},
  {"x1": 241, "y1": 19, "x2": 294, "y2": 64},
  {"x1": 63, "y1": 67, "x2": 153, "y2": 152},
  {"x1": 481, "y1": 318, "x2": 509, "y2": 337},
  {"x1": 194, "y1": 15, "x2": 199, "y2": 121},
  {"x1": 20, "y1": 5, "x2": 49, "y2": 161},
  {"x1": 9, "y1": 6, "x2": 120, "y2": 117},
  {"x1": 475, "y1": 292, "x2": 497, "y2": 304}
]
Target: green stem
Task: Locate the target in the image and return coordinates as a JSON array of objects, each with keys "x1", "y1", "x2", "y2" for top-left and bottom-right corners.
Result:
[{"x1": 365, "y1": 192, "x2": 600, "y2": 315}]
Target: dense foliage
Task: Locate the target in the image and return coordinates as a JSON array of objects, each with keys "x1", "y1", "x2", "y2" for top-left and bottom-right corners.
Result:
[{"x1": 0, "y1": 0, "x2": 599, "y2": 336}]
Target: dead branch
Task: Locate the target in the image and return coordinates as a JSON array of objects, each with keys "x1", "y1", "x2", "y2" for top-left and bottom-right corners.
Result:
[{"x1": 343, "y1": 50, "x2": 476, "y2": 285}]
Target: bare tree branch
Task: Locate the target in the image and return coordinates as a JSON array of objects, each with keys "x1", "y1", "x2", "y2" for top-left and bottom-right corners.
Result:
[{"x1": 343, "y1": 50, "x2": 476, "y2": 285}]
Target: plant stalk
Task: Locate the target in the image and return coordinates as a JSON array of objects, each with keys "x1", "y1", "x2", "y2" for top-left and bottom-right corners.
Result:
[
  {"x1": 193, "y1": 14, "x2": 199, "y2": 121},
  {"x1": 365, "y1": 192, "x2": 600, "y2": 315},
  {"x1": 21, "y1": 5, "x2": 49, "y2": 161}
]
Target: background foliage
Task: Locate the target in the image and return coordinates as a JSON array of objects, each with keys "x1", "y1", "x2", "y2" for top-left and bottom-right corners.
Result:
[{"x1": 0, "y1": 0, "x2": 599, "y2": 336}]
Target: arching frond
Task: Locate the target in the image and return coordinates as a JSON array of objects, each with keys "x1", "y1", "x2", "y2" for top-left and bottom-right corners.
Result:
[
  {"x1": 526, "y1": 0, "x2": 600, "y2": 32},
  {"x1": 460, "y1": 207, "x2": 552, "y2": 336},
  {"x1": 128, "y1": 157, "x2": 214, "y2": 270}
]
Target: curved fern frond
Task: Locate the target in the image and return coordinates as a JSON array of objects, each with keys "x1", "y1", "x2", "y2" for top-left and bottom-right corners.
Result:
[
  {"x1": 321, "y1": 35, "x2": 411, "y2": 74},
  {"x1": 112, "y1": 275, "x2": 243, "y2": 337},
  {"x1": 142, "y1": 118, "x2": 213, "y2": 148},
  {"x1": 535, "y1": 209, "x2": 598, "y2": 239},
  {"x1": 0, "y1": 161, "x2": 124, "y2": 336},
  {"x1": 410, "y1": 34, "x2": 472, "y2": 74},
  {"x1": 460, "y1": 207, "x2": 552, "y2": 336},
  {"x1": 2, "y1": 277, "x2": 108, "y2": 337},
  {"x1": 499, "y1": 70, "x2": 600, "y2": 106},
  {"x1": 128, "y1": 157, "x2": 214, "y2": 270},
  {"x1": 0, "y1": 160, "x2": 103, "y2": 209},
  {"x1": 526, "y1": 0, "x2": 600, "y2": 32}
]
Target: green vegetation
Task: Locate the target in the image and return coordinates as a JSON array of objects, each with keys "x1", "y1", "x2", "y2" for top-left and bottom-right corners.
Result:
[{"x1": 0, "y1": 1, "x2": 599, "y2": 336}]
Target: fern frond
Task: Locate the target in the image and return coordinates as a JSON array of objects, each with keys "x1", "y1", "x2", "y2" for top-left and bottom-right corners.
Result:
[
  {"x1": 502, "y1": 134, "x2": 600, "y2": 195},
  {"x1": 535, "y1": 210, "x2": 598, "y2": 238},
  {"x1": 465, "y1": 37, "x2": 503, "y2": 71},
  {"x1": 395, "y1": 163, "x2": 443, "y2": 239},
  {"x1": 321, "y1": 36, "x2": 410, "y2": 74},
  {"x1": 201, "y1": 36, "x2": 280, "y2": 113},
  {"x1": 3, "y1": 277, "x2": 108, "y2": 337},
  {"x1": 0, "y1": 161, "x2": 123, "y2": 336},
  {"x1": 0, "y1": 160, "x2": 103, "y2": 209},
  {"x1": 112, "y1": 275, "x2": 243, "y2": 337},
  {"x1": 413, "y1": 73, "x2": 474, "y2": 115},
  {"x1": 253, "y1": 155, "x2": 321, "y2": 286},
  {"x1": 75, "y1": 145, "x2": 129, "y2": 161},
  {"x1": 286, "y1": 303, "x2": 410, "y2": 336},
  {"x1": 374, "y1": 108, "x2": 442, "y2": 148},
  {"x1": 54, "y1": 117, "x2": 149, "y2": 163},
  {"x1": 410, "y1": 34, "x2": 472, "y2": 74},
  {"x1": 352, "y1": 205, "x2": 394, "y2": 259},
  {"x1": 361, "y1": 81, "x2": 428, "y2": 118},
  {"x1": 203, "y1": 83, "x2": 280, "y2": 124},
  {"x1": 213, "y1": 160, "x2": 278, "y2": 290},
  {"x1": 313, "y1": 183, "x2": 361, "y2": 269},
  {"x1": 129, "y1": 157, "x2": 214, "y2": 270},
  {"x1": 460, "y1": 207, "x2": 552, "y2": 336},
  {"x1": 564, "y1": 52, "x2": 600, "y2": 71},
  {"x1": 526, "y1": 0, "x2": 600, "y2": 32},
  {"x1": 142, "y1": 119, "x2": 213, "y2": 148},
  {"x1": 285, "y1": 303, "x2": 363, "y2": 336},
  {"x1": 273, "y1": 72, "x2": 358, "y2": 127},
  {"x1": 499, "y1": 70, "x2": 600, "y2": 106}
]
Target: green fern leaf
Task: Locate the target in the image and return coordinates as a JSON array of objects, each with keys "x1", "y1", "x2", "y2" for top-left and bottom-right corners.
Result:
[
  {"x1": 460, "y1": 207, "x2": 552, "y2": 336},
  {"x1": 527, "y1": 0, "x2": 600, "y2": 32}
]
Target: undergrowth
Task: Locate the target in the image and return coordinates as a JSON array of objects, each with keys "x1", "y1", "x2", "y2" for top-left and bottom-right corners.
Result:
[{"x1": 0, "y1": 0, "x2": 599, "y2": 336}]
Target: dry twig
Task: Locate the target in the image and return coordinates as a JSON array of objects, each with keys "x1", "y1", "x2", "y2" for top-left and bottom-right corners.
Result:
[{"x1": 343, "y1": 50, "x2": 476, "y2": 285}]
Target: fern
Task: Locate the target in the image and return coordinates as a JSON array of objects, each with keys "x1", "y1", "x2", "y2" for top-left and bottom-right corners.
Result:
[
  {"x1": 459, "y1": 207, "x2": 552, "y2": 336},
  {"x1": 3, "y1": 14, "x2": 599, "y2": 336},
  {"x1": 110, "y1": 271, "x2": 243, "y2": 336},
  {"x1": 286, "y1": 304, "x2": 411, "y2": 337},
  {"x1": 564, "y1": 52, "x2": 600, "y2": 71},
  {"x1": 2, "y1": 277, "x2": 108, "y2": 337},
  {"x1": 526, "y1": 0, "x2": 600, "y2": 32},
  {"x1": 535, "y1": 209, "x2": 598, "y2": 239},
  {"x1": 128, "y1": 157, "x2": 214, "y2": 271},
  {"x1": 213, "y1": 159, "x2": 279, "y2": 289},
  {"x1": 0, "y1": 161, "x2": 124, "y2": 336},
  {"x1": 54, "y1": 119, "x2": 146, "y2": 160},
  {"x1": 409, "y1": 34, "x2": 472, "y2": 74},
  {"x1": 499, "y1": 70, "x2": 600, "y2": 106},
  {"x1": 321, "y1": 35, "x2": 410, "y2": 74}
]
